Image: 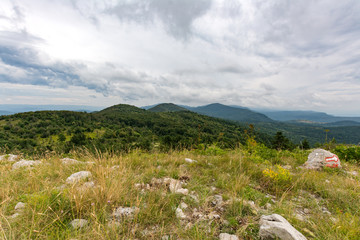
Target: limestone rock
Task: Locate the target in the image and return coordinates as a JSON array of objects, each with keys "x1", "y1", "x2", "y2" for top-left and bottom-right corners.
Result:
[
  {"x1": 8, "y1": 154, "x2": 19, "y2": 162},
  {"x1": 185, "y1": 158, "x2": 197, "y2": 163},
  {"x1": 66, "y1": 171, "x2": 92, "y2": 184},
  {"x1": 112, "y1": 206, "x2": 139, "y2": 220},
  {"x1": 70, "y1": 219, "x2": 88, "y2": 229},
  {"x1": 304, "y1": 149, "x2": 341, "y2": 169},
  {"x1": 61, "y1": 158, "x2": 83, "y2": 164},
  {"x1": 12, "y1": 160, "x2": 41, "y2": 170},
  {"x1": 259, "y1": 214, "x2": 307, "y2": 240},
  {"x1": 15, "y1": 202, "x2": 26, "y2": 211},
  {"x1": 175, "y1": 207, "x2": 187, "y2": 219},
  {"x1": 219, "y1": 233, "x2": 239, "y2": 240}
]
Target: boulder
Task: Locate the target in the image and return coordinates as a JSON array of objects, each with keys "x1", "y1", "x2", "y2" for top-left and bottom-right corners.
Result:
[
  {"x1": 12, "y1": 160, "x2": 41, "y2": 170},
  {"x1": 304, "y1": 149, "x2": 341, "y2": 170},
  {"x1": 70, "y1": 219, "x2": 88, "y2": 229},
  {"x1": 219, "y1": 233, "x2": 239, "y2": 240},
  {"x1": 61, "y1": 158, "x2": 83, "y2": 165},
  {"x1": 66, "y1": 171, "x2": 92, "y2": 184},
  {"x1": 259, "y1": 214, "x2": 307, "y2": 240}
]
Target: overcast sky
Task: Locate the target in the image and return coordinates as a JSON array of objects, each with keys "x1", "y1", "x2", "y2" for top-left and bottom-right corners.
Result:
[{"x1": 0, "y1": 0, "x2": 359, "y2": 115}]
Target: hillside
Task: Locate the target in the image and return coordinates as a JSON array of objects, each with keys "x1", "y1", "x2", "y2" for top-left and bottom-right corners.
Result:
[
  {"x1": 1, "y1": 146, "x2": 360, "y2": 239},
  {"x1": 0, "y1": 104, "x2": 272, "y2": 154},
  {"x1": 262, "y1": 111, "x2": 360, "y2": 124},
  {"x1": 185, "y1": 103, "x2": 273, "y2": 123},
  {"x1": 148, "y1": 103, "x2": 188, "y2": 113}
]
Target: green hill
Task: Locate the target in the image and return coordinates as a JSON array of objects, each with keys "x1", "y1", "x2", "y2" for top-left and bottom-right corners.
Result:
[
  {"x1": 148, "y1": 103, "x2": 188, "y2": 112},
  {"x1": 186, "y1": 103, "x2": 273, "y2": 123},
  {"x1": 0, "y1": 104, "x2": 272, "y2": 154}
]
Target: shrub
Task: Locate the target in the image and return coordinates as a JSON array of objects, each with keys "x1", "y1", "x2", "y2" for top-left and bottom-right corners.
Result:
[{"x1": 334, "y1": 145, "x2": 360, "y2": 163}]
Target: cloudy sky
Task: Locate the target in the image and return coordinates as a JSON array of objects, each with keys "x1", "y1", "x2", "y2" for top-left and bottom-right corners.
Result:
[{"x1": 0, "y1": 0, "x2": 359, "y2": 115}]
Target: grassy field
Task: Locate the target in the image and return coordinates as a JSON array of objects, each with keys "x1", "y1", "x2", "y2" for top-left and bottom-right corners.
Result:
[{"x1": 1, "y1": 144, "x2": 360, "y2": 239}]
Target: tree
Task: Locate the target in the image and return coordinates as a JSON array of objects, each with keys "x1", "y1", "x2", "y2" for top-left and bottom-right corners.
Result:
[
  {"x1": 301, "y1": 138, "x2": 310, "y2": 150},
  {"x1": 58, "y1": 133, "x2": 66, "y2": 142},
  {"x1": 272, "y1": 131, "x2": 291, "y2": 150}
]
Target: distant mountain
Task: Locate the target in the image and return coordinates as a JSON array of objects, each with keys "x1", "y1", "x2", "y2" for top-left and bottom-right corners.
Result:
[
  {"x1": 184, "y1": 103, "x2": 273, "y2": 123},
  {"x1": 0, "y1": 104, "x2": 104, "y2": 114},
  {"x1": 262, "y1": 111, "x2": 360, "y2": 124},
  {"x1": 148, "y1": 103, "x2": 188, "y2": 112}
]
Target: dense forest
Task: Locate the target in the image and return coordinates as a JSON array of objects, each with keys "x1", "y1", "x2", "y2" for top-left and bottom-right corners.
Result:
[{"x1": 0, "y1": 104, "x2": 273, "y2": 154}]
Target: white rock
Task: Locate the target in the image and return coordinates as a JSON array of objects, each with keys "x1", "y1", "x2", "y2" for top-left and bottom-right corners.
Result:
[
  {"x1": 211, "y1": 195, "x2": 223, "y2": 206},
  {"x1": 161, "y1": 235, "x2": 170, "y2": 240},
  {"x1": 0, "y1": 155, "x2": 5, "y2": 161},
  {"x1": 259, "y1": 214, "x2": 307, "y2": 240},
  {"x1": 176, "y1": 188, "x2": 189, "y2": 195},
  {"x1": 185, "y1": 158, "x2": 197, "y2": 163},
  {"x1": 61, "y1": 158, "x2": 82, "y2": 164},
  {"x1": 208, "y1": 211, "x2": 221, "y2": 220},
  {"x1": 8, "y1": 154, "x2": 19, "y2": 162},
  {"x1": 169, "y1": 179, "x2": 182, "y2": 193},
  {"x1": 12, "y1": 160, "x2": 41, "y2": 169},
  {"x1": 219, "y1": 233, "x2": 239, "y2": 240},
  {"x1": 70, "y1": 219, "x2": 88, "y2": 229},
  {"x1": 9, "y1": 212, "x2": 21, "y2": 219},
  {"x1": 15, "y1": 202, "x2": 26, "y2": 211},
  {"x1": 112, "y1": 206, "x2": 139, "y2": 219},
  {"x1": 304, "y1": 149, "x2": 341, "y2": 170},
  {"x1": 179, "y1": 202, "x2": 188, "y2": 210},
  {"x1": 66, "y1": 171, "x2": 92, "y2": 184},
  {"x1": 175, "y1": 207, "x2": 187, "y2": 219}
]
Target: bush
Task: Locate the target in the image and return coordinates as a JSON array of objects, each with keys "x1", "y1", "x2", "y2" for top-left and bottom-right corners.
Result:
[{"x1": 334, "y1": 145, "x2": 360, "y2": 163}]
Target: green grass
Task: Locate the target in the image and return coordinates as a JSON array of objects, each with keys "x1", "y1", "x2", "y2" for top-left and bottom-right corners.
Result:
[{"x1": 1, "y1": 145, "x2": 360, "y2": 239}]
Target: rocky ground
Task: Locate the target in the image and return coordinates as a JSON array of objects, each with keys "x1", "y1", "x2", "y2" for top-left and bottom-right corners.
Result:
[{"x1": 1, "y1": 146, "x2": 360, "y2": 239}]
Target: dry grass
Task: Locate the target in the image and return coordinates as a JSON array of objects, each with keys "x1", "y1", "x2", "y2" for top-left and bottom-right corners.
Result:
[{"x1": 1, "y1": 146, "x2": 360, "y2": 239}]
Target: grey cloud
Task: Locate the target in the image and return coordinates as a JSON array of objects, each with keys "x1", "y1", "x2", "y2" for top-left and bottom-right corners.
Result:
[
  {"x1": 107, "y1": 0, "x2": 213, "y2": 39},
  {"x1": 218, "y1": 66, "x2": 251, "y2": 74}
]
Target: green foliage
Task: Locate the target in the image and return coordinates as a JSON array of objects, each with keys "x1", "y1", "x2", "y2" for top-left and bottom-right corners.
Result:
[
  {"x1": 334, "y1": 144, "x2": 360, "y2": 163},
  {"x1": 271, "y1": 131, "x2": 293, "y2": 150},
  {"x1": 0, "y1": 105, "x2": 275, "y2": 155}
]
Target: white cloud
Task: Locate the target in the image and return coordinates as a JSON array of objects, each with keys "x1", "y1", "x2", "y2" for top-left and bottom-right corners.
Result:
[{"x1": 0, "y1": 0, "x2": 359, "y2": 115}]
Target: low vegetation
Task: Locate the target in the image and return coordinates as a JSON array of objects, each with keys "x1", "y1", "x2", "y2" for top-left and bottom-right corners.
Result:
[{"x1": 1, "y1": 142, "x2": 360, "y2": 239}]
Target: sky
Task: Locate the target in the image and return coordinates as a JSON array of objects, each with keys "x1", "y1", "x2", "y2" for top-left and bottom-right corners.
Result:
[{"x1": 0, "y1": 0, "x2": 359, "y2": 116}]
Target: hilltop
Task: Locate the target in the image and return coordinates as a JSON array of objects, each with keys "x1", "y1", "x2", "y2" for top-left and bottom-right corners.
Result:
[{"x1": 148, "y1": 103, "x2": 188, "y2": 113}]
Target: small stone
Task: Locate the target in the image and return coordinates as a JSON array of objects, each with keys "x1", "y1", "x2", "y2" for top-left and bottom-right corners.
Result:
[
  {"x1": 208, "y1": 211, "x2": 221, "y2": 220},
  {"x1": 175, "y1": 208, "x2": 187, "y2": 219},
  {"x1": 179, "y1": 202, "x2": 188, "y2": 210},
  {"x1": 185, "y1": 158, "x2": 197, "y2": 163},
  {"x1": 176, "y1": 188, "x2": 189, "y2": 195},
  {"x1": 61, "y1": 158, "x2": 82, "y2": 164},
  {"x1": 15, "y1": 202, "x2": 26, "y2": 211},
  {"x1": 161, "y1": 235, "x2": 170, "y2": 240},
  {"x1": 265, "y1": 203, "x2": 272, "y2": 209},
  {"x1": 12, "y1": 160, "x2": 41, "y2": 170},
  {"x1": 219, "y1": 233, "x2": 239, "y2": 240},
  {"x1": 169, "y1": 179, "x2": 182, "y2": 193},
  {"x1": 70, "y1": 219, "x2": 88, "y2": 229},
  {"x1": 282, "y1": 165, "x2": 292, "y2": 170},
  {"x1": 211, "y1": 195, "x2": 223, "y2": 206},
  {"x1": 303, "y1": 208, "x2": 310, "y2": 214},
  {"x1": 112, "y1": 206, "x2": 139, "y2": 220},
  {"x1": 66, "y1": 171, "x2": 92, "y2": 184}
]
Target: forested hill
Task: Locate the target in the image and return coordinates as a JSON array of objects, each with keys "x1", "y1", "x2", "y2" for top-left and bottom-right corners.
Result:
[
  {"x1": 0, "y1": 104, "x2": 271, "y2": 154},
  {"x1": 184, "y1": 103, "x2": 273, "y2": 123}
]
